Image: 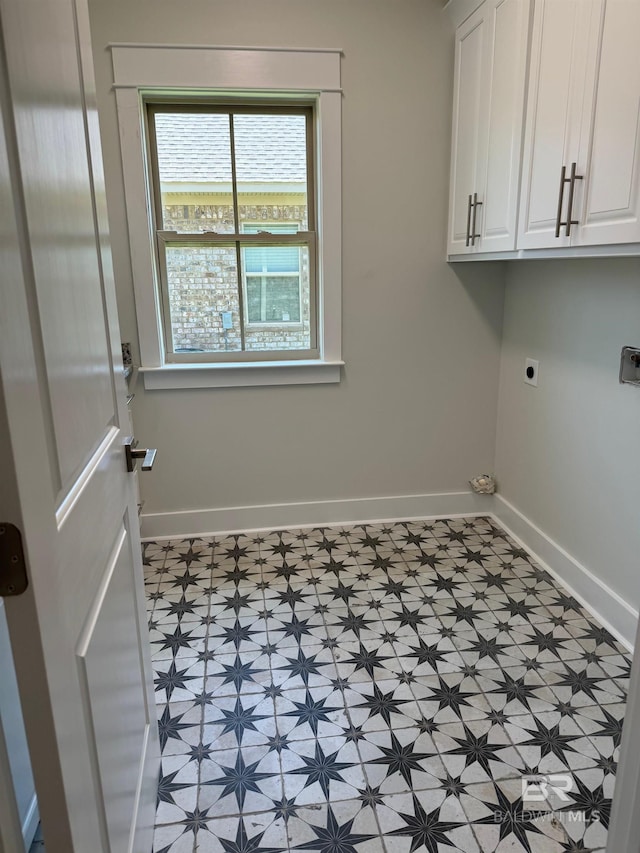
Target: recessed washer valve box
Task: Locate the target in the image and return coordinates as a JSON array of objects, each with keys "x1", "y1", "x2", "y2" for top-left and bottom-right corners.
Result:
[{"x1": 619, "y1": 346, "x2": 640, "y2": 387}]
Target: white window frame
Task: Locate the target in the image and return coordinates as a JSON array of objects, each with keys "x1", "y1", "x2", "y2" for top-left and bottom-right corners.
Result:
[{"x1": 110, "y1": 44, "x2": 343, "y2": 389}]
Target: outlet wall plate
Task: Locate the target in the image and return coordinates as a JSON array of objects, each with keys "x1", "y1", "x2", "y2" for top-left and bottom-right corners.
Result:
[{"x1": 524, "y1": 358, "x2": 539, "y2": 387}]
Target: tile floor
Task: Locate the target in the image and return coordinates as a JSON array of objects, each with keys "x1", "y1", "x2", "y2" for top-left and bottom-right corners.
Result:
[{"x1": 144, "y1": 517, "x2": 631, "y2": 853}]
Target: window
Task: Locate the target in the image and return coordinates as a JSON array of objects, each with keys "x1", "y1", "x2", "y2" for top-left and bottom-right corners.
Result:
[
  {"x1": 147, "y1": 106, "x2": 316, "y2": 360},
  {"x1": 111, "y1": 44, "x2": 342, "y2": 389},
  {"x1": 242, "y1": 224, "x2": 302, "y2": 325}
]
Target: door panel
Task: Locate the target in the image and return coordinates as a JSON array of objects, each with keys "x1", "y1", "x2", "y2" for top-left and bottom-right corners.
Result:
[
  {"x1": 77, "y1": 523, "x2": 149, "y2": 853},
  {"x1": 0, "y1": 0, "x2": 159, "y2": 851},
  {"x1": 573, "y1": 0, "x2": 640, "y2": 246},
  {"x1": 517, "y1": 0, "x2": 602, "y2": 248},
  {"x1": 2, "y1": 0, "x2": 114, "y2": 489},
  {"x1": 480, "y1": 0, "x2": 529, "y2": 253},
  {"x1": 448, "y1": 8, "x2": 486, "y2": 255}
]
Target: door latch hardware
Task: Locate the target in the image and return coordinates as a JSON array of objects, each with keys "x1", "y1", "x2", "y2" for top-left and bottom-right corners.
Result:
[
  {"x1": 124, "y1": 436, "x2": 158, "y2": 472},
  {"x1": 619, "y1": 346, "x2": 640, "y2": 387},
  {"x1": 0, "y1": 523, "x2": 29, "y2": 596}
]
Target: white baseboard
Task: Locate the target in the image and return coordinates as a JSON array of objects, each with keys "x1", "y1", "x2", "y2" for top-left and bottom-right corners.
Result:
[
  {"x1": 140, "y1": 491, "x2": 495, "y2": 540},
  {"x1": 492, "y1": 494, "x2": 637, "y2": 651}
]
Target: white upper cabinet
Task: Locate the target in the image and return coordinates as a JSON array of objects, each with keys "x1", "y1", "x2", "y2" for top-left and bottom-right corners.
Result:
[
  {"x1": 518, "y1": 0, "x2": 604, "y2": 249},
  {"x1": 448, "y1": 0, "x2": 531, "y2": 256},
  {"x1": 448, "y1": 5, "x2": 488, "y2": 256},
  {"x1": 572, "y1": 0, "x2": 640, "y2": 246},
  {"x1": 448, "y1": 0, "x2": 640, "y2": 258}
]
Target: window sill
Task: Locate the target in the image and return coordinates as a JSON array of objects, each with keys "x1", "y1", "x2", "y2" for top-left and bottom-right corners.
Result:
[{"x1": 139, "y1": 360, "x2": 344, "y2": 390}]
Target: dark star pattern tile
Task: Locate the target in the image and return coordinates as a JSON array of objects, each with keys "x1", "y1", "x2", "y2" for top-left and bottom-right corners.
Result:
[{"x1": 143, "y1": 521, "x2": 629, "y2": 853}]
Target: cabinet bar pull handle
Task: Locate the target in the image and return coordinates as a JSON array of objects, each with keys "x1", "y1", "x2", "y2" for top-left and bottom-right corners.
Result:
[
  {"x1": 466, "y1": 194, "x2": 473, "y2": 247},
  {"x1": 555, "y1": 165, "x2": 568, "y2": 238},
  {"x1": 565, "y1": 161, "x2": 583, "y2": 237},
  {"x1": 471, "y1": 192, "x2": 482, "y2": 246}
]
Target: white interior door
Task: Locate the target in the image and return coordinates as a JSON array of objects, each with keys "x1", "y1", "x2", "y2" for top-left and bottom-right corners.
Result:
[{"x1": 0, "y1": 0, "x2": 159, "y2": 851}]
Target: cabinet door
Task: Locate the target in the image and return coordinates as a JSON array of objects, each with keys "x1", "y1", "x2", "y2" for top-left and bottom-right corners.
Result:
[
  {"x1": 572, "y1": 0, "x2": 640, "y2": 246},
  {"x1": 517, "y1": 0, "x2": 604, "y2": 249},
  {"x1": 447, "y1": 4, "x2": 489, "y2": 256},
  {"x1": 477, "y1": 0, "x2": 530, "y2": 253}
]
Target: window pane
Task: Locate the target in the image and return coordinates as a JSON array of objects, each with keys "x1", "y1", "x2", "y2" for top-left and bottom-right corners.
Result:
[
  {"x1": 164, "y1": 245, "x2": 242, "y2": 353},
  {"x1": 242, "y1": 224, "x2": 300, "y2": 276},
  {"x1": 242, "y1": 242, "x2": 301, "y2": 319},
  {"x1": 153, "y1": 113, "x2": 236, "y2": 233},
  {"x1": 243, "y1": 245, "x2": 311, "y2": 351},
  {"x1": 234, "y1": 114, "x2": 308, "y2": 231},
  {"x1": 247, "y1": 277, "x2": 301, "y2": 323}
]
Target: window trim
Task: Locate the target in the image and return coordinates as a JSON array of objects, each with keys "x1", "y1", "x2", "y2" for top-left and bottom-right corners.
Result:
[{"x1": 110, "y1": 43, "x2": 343, "y2": 389}]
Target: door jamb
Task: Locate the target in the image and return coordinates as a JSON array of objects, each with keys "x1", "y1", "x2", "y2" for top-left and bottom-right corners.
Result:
[{"x1": 605, "y1": 614, "x2": 640, "y2": 852}]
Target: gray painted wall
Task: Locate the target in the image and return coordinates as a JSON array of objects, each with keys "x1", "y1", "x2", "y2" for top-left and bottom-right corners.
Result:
[
  {"x1": 495, "y1": 258, "x2": 640, "y2": 610},
  {"x1": 88, "y1": 0, "x2": 506, "y2": 516}
]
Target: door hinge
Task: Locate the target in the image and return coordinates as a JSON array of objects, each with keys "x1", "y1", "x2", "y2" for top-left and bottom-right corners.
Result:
[{"x1": 0, "y1": 523, "x2": 29, "y2": 596}]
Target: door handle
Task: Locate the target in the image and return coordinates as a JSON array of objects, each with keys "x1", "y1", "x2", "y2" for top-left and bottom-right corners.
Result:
[
  {"x1": 470, "y1": 192, "x2": 482, "y2": 246},
  {"x1": 555, "y1": 165, "x2": 568, "y2": 237},
  {"x1": 466, "y1": 194, "x2": 473, "y2": 247},
  {"x1": 555, "y1": 163, "x2": 583, "y2": 237},
  {"x1": 124, "y1": 437, "x2": 157, "y2": 472},
  {"x1": 564, "y1": 161, "x2": 583, "y2": 237}
]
